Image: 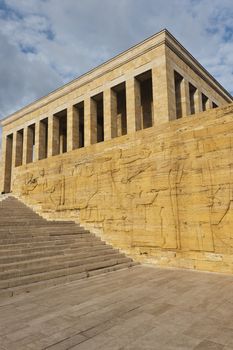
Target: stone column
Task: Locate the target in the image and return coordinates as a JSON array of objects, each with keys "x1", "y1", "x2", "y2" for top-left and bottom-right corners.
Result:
[
  {"x1": 84, "y1": 98, "x2": 91, "y2": 147},
  {"x1": 38, "y1": 120, "x2": 48, "y2": 160},
  {"x1": 194, "y1": 90, "x2": 203, "y2": 114},
  {"x1": 2, "y1": 133, "x2": 13, "y2": 193},
  {"x1": 84, "y1": 97, "x2": 97, "y2": 146},
  {"x1": 26, "y1": 125, "x2": 34, "y2": 163},
  {"x1": 47, "y1": 115, "x2": 53, "y2": 157},
  {"x1": 22, "y1": 127, "x2": 28, "y2": 164},
  {"x1": 91, "y1": 98, "x2": 97, "y2": 144},
  {"x1": 23, "y1": 125, "x2": 35, "y2": 164},
  {"x1": 164, "y1": 48, "x2": 177, "y2": 121},
  {"x1": 126, "y1": 78, "x2": 141, "y2": 133},
  {"x1": 104, "y1": 88, "x2": 117, "y2": 140},
  {"x1": 15, "y1": 130, "x2": 23, "y2": 167},
  {"x1": 207, "y1": 99, "x2": 213, "y2": 110},
  {"x1": 53, "y1": 116, "x2": 59, "y2": 156},
  {"x1": 152, "y1": 63, "x2": 173, "y2": 124},
  {"x1": 67, "y1": 106, "x2": 72, "y2": 152},
  {"x1": 181, "y1": 79, "x2": 191, "y2": 117},
  {"x1": 12, "y1": 131, "x2": 17, "y2": 168},
  {"x1": 34, "y1": 121, "x2": 39, "y2": 162},
  {"x1": 155, "y1": 48, "x2": 189, "y2": 122},
  {"x1": 111, "y1": 90, "x2": 117, "y2": 138},
  {"x1": 67, "y1": 105, "x2": 79, "y2": 152},
  {"x1": 48, "y1": 114, "x2": 59, "y2": 157},
  {"x1": 104, "y1": 88, "x2": 111, "y2": 141}
]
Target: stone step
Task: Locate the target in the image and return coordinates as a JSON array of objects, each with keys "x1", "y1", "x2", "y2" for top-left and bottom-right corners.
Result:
[
  {"x1": 0, "y1": 234, "x2": 89, "y2": 243},
  {"x1": 0, "y1": 229, "x2": 92, "y2": 239},
  {"x1": 0, "y1": 214, "x2": 41, "y2": 220},
  {"x1": 0, "y1": 207, "x2": 41, "y2": 213},
  {"x1": 0, "y1": 251, "x2": 125, "y2": 280},
  {"x1": 0, "y1": 239, "x2": 103, "y2": 256},
  {"x1": 0, "y1": 234, "x2": 96, "y2": 245},
  {"x1": 0, "y1": 262, "x2": 137, "y2": 299},
  {"x1": 0, "y1": 220, "x2": 84, "y2": 232},
  {"x1": 0, "y1": 220, "x2": 76, "y2": 226},
  {"x1": 0, "y1": 224, "x2": 82, "y2": 231},
  {"x1": 0, "y1": 242, "x2": 108, "y2": 264},
  {"x1": 0, "y1": 230, "x2": 89, "y2": 238},
  {"x1": 0, "y1": 231, "x2": 88, "y2": 239},
  {"x1": 0, "y1": 236, "x2": 92, "y2": 250},
  {"x1": 0, "y1": 256, "x2": 133, "y2": 289},
  {"x1": 0, "y1": 216, "x2": 75, "y2": 225},
  {"x1": 0, "y1": 196, "x2": 136, "y2": 297},
  {"x1": 0, "y1": 232, "x2": 97, "y2": 243},
  {"x1": 0, "y1": 245, "x2": 116, "y2": 272}
]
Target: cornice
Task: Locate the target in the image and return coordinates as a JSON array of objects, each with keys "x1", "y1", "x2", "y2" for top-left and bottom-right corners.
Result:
[
  {"x1": 164, "y1": 31, "x2": 232, "y2": 103},
  {"x1": 1, "y1": 30, "x2": 167, "y2": 127},
  {"x1": 1, "y1": 28, "x2": 232, "y2": 127}
]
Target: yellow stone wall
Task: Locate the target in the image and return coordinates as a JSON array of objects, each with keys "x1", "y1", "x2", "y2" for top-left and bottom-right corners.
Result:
[
  {"x1": 11, "y1": 103, "x2": 233, "y2": 274},
  {"x1": 0, "y1": 159, "x2": 2, "y2": 193}
]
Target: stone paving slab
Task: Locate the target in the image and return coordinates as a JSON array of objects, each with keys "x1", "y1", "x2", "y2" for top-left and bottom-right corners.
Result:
[{"x1": 0, "y1": 265, "x2": 233, "y2": 350}]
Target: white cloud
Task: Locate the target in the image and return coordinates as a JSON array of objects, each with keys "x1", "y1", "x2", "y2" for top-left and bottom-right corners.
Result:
[{"x1": 0, "y1": 0, "x2": 232, "y2": 120}]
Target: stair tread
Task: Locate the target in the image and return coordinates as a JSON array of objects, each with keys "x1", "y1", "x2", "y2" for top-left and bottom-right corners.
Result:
[
  {"x1": 0, "y1": 243, "x2": 110, "y2": 263},
  {"x1": 0, "y1": 257, "x2": 133, "y2": 288},
  {"x1": 0, "y1": 196, "x2": 136, "y2": 297},
  {"x1": 0, "y1": 246, "x2": 117, "y2": 269},
  {"x1": 0, "y1": 262, "x2": 138, "y2": 298},
  {"x1": 0, "y1": 252, "x2": 128, "y2": 280},
  {"x1": 0, "y1": 249, "x2": 120, "y2": 272}
]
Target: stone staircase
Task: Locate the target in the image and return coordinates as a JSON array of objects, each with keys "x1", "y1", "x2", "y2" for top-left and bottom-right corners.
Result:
[{"x1": 0, "y1": 196, "x2": 136, "y2": 298}]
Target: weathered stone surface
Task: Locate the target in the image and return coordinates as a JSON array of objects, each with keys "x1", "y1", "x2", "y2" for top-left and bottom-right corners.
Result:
[
  {"x1": 0, "y1": 265, "x2": 233, "y2": 350},
  {"x1": 0, "y1": 196, "x2": 135, "y2": 297},
  {"x1": 7, "y1": 103, "x2": 233, "y2": 274}
]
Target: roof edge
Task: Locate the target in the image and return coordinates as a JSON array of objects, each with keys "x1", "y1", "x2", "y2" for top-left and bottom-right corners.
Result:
[
  {"x1": 164, "y1": 29, "x2": 233, "y2": 102},
  {"x1": 1, "y1": 29, "x2": 167, "y2": 126},
  {"x1": 1, "y1": 28, "x2": 232, "y2": 127}
]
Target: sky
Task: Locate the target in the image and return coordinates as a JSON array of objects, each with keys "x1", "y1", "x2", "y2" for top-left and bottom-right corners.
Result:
[{"x1": 0, "y1": 0, "x2": 232, "y2": 120}]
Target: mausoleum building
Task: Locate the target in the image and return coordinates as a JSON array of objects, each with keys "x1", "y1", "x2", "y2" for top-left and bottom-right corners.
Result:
[{"x1": 1, "y1": 29, "x2": 233, "y2": 274}]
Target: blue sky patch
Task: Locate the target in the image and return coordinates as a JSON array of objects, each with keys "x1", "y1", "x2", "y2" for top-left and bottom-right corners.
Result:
[
  {"x1": 19, "y1": 44, "x2": 37, "y2": 55},
  {"x1": 223, "y1": 26, "x2": 233, "y2": 42},
  {"x1": 0, "y1": 0, "x2": 23, "y2": 20}
]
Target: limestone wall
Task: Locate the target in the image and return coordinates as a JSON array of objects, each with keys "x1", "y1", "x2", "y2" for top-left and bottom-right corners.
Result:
[
  {"x1": 0, "y1": 144, "x2": 2, "y2": 193},
  {"x1": 12, "y1": 103, "x2": 233, "y2": 274},
  {"x1": 0, "y1": 162, "x2": 2, "y2": 194}
]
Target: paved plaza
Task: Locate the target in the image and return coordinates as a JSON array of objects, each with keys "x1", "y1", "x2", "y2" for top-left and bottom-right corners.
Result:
[{"x1": 0, "y1": 265, "x2": 233, "y2": 350}]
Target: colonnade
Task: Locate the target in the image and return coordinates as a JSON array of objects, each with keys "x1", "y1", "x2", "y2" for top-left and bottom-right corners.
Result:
[
  {"x1": 174, "y1": 71, "x2": 217, "y2": 119},
  {"x1": 11, "y1": 69, "x2": 156, "y2": 167},
  {"x1": 3, "y1": 67, "x2": 218, "y2": 193}
]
